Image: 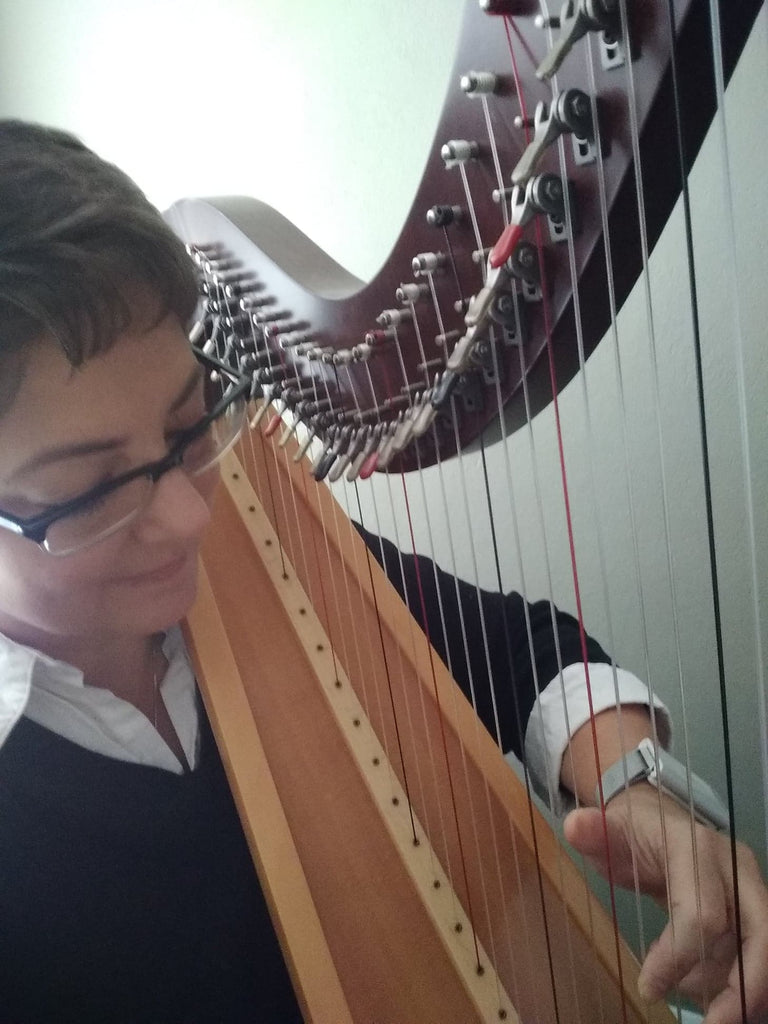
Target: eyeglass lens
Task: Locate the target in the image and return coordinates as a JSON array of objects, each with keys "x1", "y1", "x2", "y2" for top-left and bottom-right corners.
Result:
[{"x1": 45, "y1": 393, "x2": 246, "y2": 556}]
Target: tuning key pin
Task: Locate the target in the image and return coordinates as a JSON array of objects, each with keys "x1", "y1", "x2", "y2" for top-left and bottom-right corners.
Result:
[
  {"x1": 440, "y1": 140, "x2": 479, "y2": 168},
  {"x1": 396, "y1": 282, "x2": 429, "y2": 304},
  {"x1": 412, "y1": 252, "x2": 446, "y2": 277},
  {"x1": 460, "y1": 71, "x2": 498, "y2": 96},
  {"x1": 511, "y1": 89, "x2": 594, "y2": 185},
  {"x1": 536, "y1": 0, "x2": 620, "y2": 81},
  {"x1": 376, "y1": 308, "x2": 413, "y2": 328},
  {"x1": 426, "y1": 205, "x2": 462, "y2": 228}
]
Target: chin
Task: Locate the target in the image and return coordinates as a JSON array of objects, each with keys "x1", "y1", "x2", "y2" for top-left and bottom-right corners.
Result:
[{"x1": 116, "y1": 552, "x2": 201, "y2": 634}]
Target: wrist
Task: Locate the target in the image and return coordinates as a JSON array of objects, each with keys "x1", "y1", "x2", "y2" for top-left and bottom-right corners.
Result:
[{"x1": 596, "y1": 738, "x2": 730, "y2": 832}]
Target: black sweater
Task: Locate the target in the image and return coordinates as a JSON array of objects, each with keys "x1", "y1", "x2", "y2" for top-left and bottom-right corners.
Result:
[
  {"x1": 0, "y1": 710, "x2": 302, "y2": 1023},
  {"x1": 362, "y1": 528, "x2": 610, "y2": 762}
]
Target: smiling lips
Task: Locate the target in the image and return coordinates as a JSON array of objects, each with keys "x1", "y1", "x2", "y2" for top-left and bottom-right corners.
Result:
[{"x1": 120, "y1": 552, "x2": 190, "y2": 585}]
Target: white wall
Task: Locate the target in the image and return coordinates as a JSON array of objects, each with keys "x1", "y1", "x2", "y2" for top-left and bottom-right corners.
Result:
[
  {"x1": 3, "y1": 0, "x2": 766, "y2": 947},
  {"x1": 0, "y1": 0, "x2": 463, "y2": 280}
]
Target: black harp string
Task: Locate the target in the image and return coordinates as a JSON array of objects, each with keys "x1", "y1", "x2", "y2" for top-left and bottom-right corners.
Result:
[
  {"x1": 617, "y1": 0, "x2": 750, "y2": 1013},
  {"x1": 700, "y1": 0, "x2": 765, "y2": 857}
]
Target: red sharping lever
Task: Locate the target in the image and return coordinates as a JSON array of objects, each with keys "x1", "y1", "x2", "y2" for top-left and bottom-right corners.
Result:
[
  {"x1": 489, "y1": 222, "x2": 524, "y2": 269},
  {"x1": 264, "y1": 412, "x2": 283, "y2": 437},
  {"x1": 358, "y1": 451, "x2": 379, "y2": 479}
]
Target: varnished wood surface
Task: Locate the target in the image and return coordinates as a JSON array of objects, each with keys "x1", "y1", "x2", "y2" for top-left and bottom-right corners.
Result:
[{"x1": 183, "y1": 437, "x2": 676, "y2": 1023}]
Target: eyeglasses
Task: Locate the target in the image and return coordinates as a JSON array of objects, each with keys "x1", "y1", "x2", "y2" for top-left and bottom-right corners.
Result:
[{"x1": 0, "y1": 348, "x2": 250, "y2": 557}]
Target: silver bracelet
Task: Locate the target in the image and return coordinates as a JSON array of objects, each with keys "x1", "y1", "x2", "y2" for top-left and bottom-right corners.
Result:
[{"x1": 597, "y1": 737, "x2": 730, "y2": 832}]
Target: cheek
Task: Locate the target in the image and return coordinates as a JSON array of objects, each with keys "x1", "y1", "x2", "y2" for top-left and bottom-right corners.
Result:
[{"x1": 0, "y1": 533, "x2": 117, "y2": 635}]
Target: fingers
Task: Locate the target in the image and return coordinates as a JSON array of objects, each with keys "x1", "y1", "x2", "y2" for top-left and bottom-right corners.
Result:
[
  {"x1": 702, "y1": 848, "x2": 768, "y2": 1024},
  {"x1": 567, "y1": 795, "x2": 768, "y2": 1020},
  {"x1": 637, "y1": 835, "x2": 728, "y2": 1004},
  {"x1": 638, "y1": 833, "x2": 768, "y2": 1024}
]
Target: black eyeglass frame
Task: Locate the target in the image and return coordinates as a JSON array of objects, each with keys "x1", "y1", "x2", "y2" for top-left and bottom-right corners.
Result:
[{"x1": 0, "y1": 348, "x2": 251, "y2": 549}]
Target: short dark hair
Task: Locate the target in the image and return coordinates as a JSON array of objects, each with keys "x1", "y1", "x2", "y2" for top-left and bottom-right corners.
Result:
[{"x1": 0, "y1": 120, "x2": 199, "y2": 410}]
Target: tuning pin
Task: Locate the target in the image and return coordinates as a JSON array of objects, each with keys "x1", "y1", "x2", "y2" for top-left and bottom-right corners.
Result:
[
  {"x1": 441, "y1": 139, "x2": 479, "y2": 167},
  {"x1": 376, "y1": 308, "x2": 413, "y2": 328},
  {"x1": 459, "y1": 71, "x2": 498, "y2": 96},
  {"x1": 396, "y1": 282, "x2": 429, "y2": 304},
  {"x1": 426, "y1": 205, "x2": 462, "y2": 228},
  {"x1": 435, "y1": 329, "x2": 461, "y2": 349},
  {"x1": 412, "y1": 252, "x2": 446, "y2": 276}
]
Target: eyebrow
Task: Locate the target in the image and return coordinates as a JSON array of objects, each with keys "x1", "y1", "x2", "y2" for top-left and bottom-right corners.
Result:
[{"x1": 7, "y1": 363, "x2": 205, "y2": 482}]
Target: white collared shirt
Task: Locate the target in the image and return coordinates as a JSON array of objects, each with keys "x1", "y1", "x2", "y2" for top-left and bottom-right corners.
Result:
[
  {"x1": 0, "y1": 626, "x2": 199, "y2": 774},
  {"x1": 0, "y1": 628, "x2": 669, "y2": 810}
]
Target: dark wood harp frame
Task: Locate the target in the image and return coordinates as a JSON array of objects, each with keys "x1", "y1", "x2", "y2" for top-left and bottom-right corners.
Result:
[{"x1": 169, "y1": 1, "x2": 764, "y2": 1020}]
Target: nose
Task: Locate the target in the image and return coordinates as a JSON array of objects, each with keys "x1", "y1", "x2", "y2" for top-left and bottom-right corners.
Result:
[{"x1": 133, "y1": 465, "x2": 218, "y2": 544}]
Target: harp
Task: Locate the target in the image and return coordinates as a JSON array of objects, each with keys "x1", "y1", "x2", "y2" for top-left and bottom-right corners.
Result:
[{"x1": 166, "y1": 1, "x2": 767, "y2": 1020}]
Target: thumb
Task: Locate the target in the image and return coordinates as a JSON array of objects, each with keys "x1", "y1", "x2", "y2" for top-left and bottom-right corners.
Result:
[
  {"x1": 563, "y1": 807, "x2": 613, "y2": 857},
  {"x1": 563, "y1": 806, "x2": 641, "y2": 892}
]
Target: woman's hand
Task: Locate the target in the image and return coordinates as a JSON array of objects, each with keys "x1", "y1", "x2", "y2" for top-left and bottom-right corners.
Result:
[{"x1": 564, "y1": 784, "x2": 768, "y2": 1024}]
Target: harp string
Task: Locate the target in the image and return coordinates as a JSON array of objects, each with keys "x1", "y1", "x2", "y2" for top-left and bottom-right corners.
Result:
[
  {"x1": 409, "y1": 441, "x2": 525, "y2": 1001},
  {"x1": 460, "y1": 251, "x2": 595, "y2": 1010},
  {"x1": 485, "y1": 335, "x2": 600, "y2": 1017},
  {"x1": 360, "y1": 339, "x2": 502, "y2": 971},
  {"x1": 579, "y1": 10, "x2": 669, "y2": 962},
  {"x1": 171, "y1": 5, "x2": 765, "y2": 1012},
  {"x1": 549, "y1": 8, "x2": 666, "y2": 963},
  {"x1": 426, "y1": 14, "x2": 632, "y2": 1007},
  {"x1": 705, "y1": 0, "x2": 768, "y2": 859},
  {"x1": 618, "y1": 0, "x2": 746, "y2": 1002},
  {"x1": 504, "y1": 13, "x2": 632, "y2": 1006}
]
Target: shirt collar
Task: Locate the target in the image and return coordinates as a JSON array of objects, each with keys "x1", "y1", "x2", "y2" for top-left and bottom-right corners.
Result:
[{"x1": 0, "y1": 631, "x2": 38, "y2": 747}]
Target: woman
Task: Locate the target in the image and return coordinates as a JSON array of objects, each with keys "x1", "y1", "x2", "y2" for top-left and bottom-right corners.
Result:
[{"x1": 0, "y1": 120, "x2": 766, "y2": 1022}]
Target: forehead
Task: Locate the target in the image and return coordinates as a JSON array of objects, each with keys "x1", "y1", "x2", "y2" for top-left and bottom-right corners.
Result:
[{"x1": 0, "y1": 318, "x2": 195, "y2": 469}]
